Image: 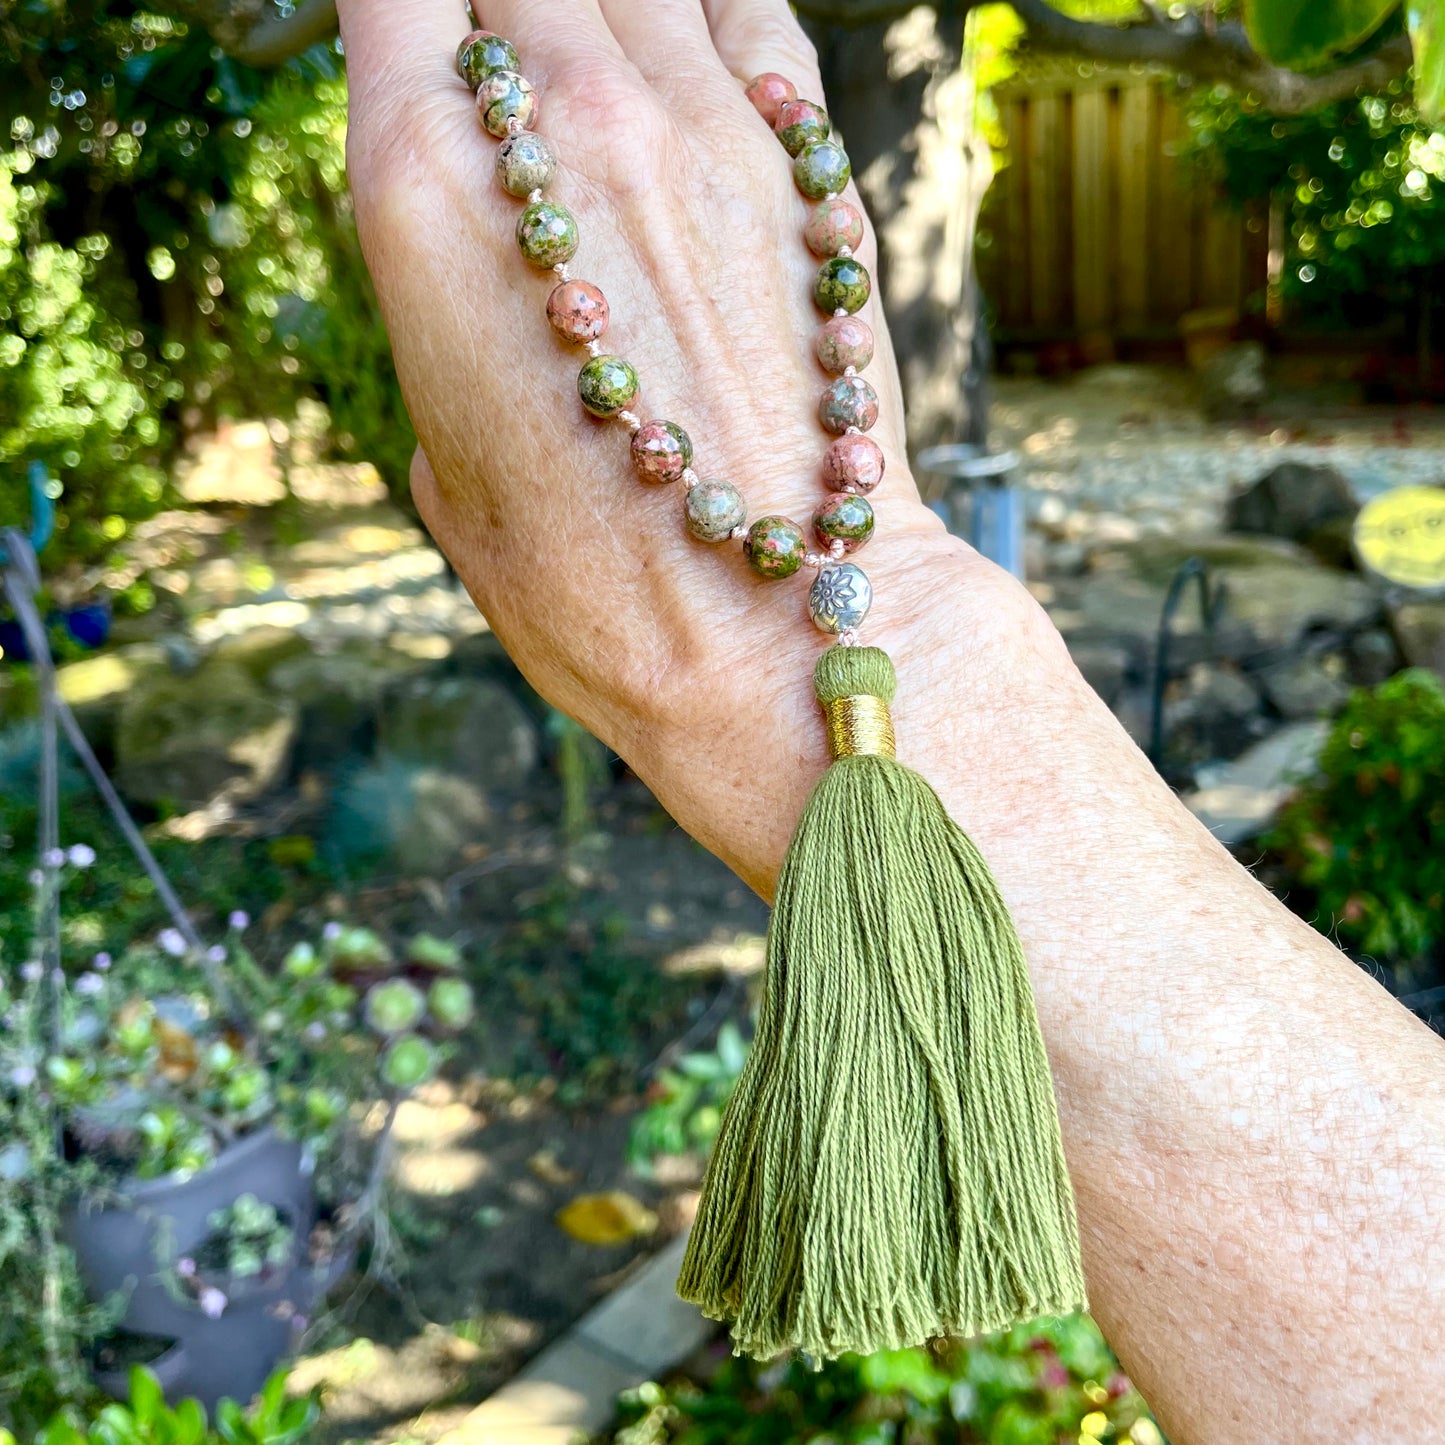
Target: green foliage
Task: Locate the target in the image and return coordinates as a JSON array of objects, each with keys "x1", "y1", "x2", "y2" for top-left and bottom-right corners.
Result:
[
  {"x1": 1243, "y1": 0, "x2": 1402, "y2": 69},
  {"x1": 607, "y1": 1315, "x2": 1157, "y2": 1445},
  {"x1": 0, "y1": 4, "x2": 412, "y2": 566},
  {"x1": 628, "y1": 1021, "x2": 747, "y2": 1175},
  {"x1": 9, "y1": 1366, "x2": 318, "y2": 1445},
  {"x1": 1267, "y1": 669, "x2": 1445, "y2": 964},
  {"x1": 1409, "y1": 2, "x2": 1445, "y2": 124},
  {"x1": 1186, "y1": 76, "x2": 1445, "y2": 312}
]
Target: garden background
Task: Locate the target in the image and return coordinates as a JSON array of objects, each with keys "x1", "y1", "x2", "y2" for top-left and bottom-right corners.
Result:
[{"x1": 3, "y1": 1, "x2": 1445, "y2": 1442}]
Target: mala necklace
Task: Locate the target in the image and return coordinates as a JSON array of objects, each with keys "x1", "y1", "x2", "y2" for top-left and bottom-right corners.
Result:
[{"x1": 455, "y1": 27, "x2": 1086, "y2": 1361}]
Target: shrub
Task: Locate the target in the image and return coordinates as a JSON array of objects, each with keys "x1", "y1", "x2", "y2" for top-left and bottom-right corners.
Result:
[{"x1": 1267, "y1": 669, "x2": 1445, "y2": 966}]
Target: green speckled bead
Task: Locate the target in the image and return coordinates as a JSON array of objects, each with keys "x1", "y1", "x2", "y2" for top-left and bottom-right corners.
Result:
[
  {"x1": 685, "y1": 478, "x2": 746, "y2": 542},
  {"x1": 578, "y1": 355, "x2": 639, "y2": 417},
  {"x1": 744, "y1": 516, "x2": 806, "y2": 580},
  {"x1": 457, "y1": 32, "x2": 520, "y2": 90},
  {"x1": 496, "y1": 131, "x2": 557, "y2": 197},
  {"x1": 814, "y1": 255, "x2": 871, "y2": 315},
  {"x1": 814, "y1": 492, "x2": 875, "y2": 554},
  {"x1": 794, "y1": 139, "x2": 851, "y2": 201},
  {"x1": 516, "y1": 200, "x2": 578, "y2": 268},
  {"x1": 478, "y1": 70, "x2": 537, "y2": 138},
  {"x1": 776, "y1": 99, "x2": 830, "y2": 156}
]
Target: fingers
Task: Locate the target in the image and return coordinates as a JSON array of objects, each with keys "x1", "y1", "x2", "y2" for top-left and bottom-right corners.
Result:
[
  {"x1": 474, "y1": 0, "x2": 626, "y2": 74},
  {"x1": 595, "y1": 0, "x2": 728, "y2": 103},
  {"x1": 338, "y1": 0, "x2": 465, "y2": 123},
  {"x1": 700, "y1": 0, "x2": 823, "y2": 96}
]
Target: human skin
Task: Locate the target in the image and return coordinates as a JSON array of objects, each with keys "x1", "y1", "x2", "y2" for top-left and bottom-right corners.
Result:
[{"x1": 337, "y1": 0, "x2": 1445, "y2": 1437}]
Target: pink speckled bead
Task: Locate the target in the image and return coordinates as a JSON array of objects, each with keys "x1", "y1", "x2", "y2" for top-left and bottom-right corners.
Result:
[
  {"x1": 745, "y1": 73, "x2": 797, "y2": 126},
  {"x1": 546, "y1": 280, "x2": 609, "y2": 343},
  {"x1": 823, "y1": 433, "x2": 885, "y2": 494},
  {"x1": 631, "y1": 420, "x2": 694, "y2": 484},
  {"x1": 804, "y1": 197, "x2": 865, "y2": 258},
  {"x1": 816, "y1": 315, "x2": 874, "y2": 375},
  {"x1": 819, "y1": 374, "x2": 879, "y2": 434}
]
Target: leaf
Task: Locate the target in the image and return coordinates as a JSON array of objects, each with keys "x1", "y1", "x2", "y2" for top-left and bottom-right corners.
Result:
[
  {"x1": 171, "y1": 1399, "x2": 208, "y2": 1445},
  {"x1": 128, "y1": 1366, "x2": 164, "y2": 1425},
  {"x1": 1410, "y1": 3, "x2": 1445, "y2": 123},
  {"x1": 555, "y1": 1190, "x2": 659, "y2": 1245},
  {"x1": 715, "y1": 1021, "x2": 748, "y2": 1077},
  {"x1": 1244, "y1": 0, "x2": 1400, "y2": 68}
]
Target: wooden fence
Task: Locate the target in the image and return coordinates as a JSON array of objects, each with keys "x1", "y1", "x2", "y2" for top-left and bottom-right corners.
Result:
[{"x1": 978, "y1": 72, "x2": 1267, "y2": 345}]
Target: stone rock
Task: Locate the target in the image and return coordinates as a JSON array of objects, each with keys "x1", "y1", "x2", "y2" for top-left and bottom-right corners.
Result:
[
  {"x1": 378, "y1": 674, "x2": 540, "y2": 790},
  {"x1": 1391, "y1": 599, "x2": 1445, "y2": 680},
  {"x1": 1162, "y1": 664, "x2": 1267, "y2": 768},
  {"x1": 1345, "y1": 626, "x2": 1404, "y2": 687},
  {"x1": 1226, "y1": 461, "x2": 1357, "y2": 545},
  {"x1": 1200, "y1": 341, "x2": 1267, "y2": 419},
  {"x1": 174, "y1": 420, "x2": 285, "y2": 506},
  {"x1": 327, "y1": 761, "x2": 491, "y2": 874},
  {"x1": 1075, "y1": 535, "x2": 1379, "y2": 653},
  {"x1": 1185, "y1": 720, "x2": 1329, "y2": 846},
  {"x1": 116, "y1": 660, "x2": 298, "y2": 809},
  {"x1": 269, "y1": 643, "x2": 427, "y2": 766},
  {"x1": 1256, "y1": 653, "x2": 1352, "y2": 720}
]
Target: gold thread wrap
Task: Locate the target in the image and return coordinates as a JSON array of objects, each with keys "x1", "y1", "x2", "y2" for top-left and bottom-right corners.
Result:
[{"x1": 824, "y1": 694, "x2": 896, "y2": 760}]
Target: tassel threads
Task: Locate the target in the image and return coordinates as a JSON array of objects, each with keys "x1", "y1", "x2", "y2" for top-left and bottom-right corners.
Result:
[{"x1": 677, "y1": 644, "x2": 1086, "y2": 1360}]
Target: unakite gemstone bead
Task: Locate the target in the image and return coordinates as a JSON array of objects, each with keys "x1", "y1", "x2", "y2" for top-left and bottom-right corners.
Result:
[
  {"x1": 776, "y1": 100, "x2": 830, "y2": 156},
  {"x1": 794, "y1": 139, "x2": 851, "y2": 201},
  {"x1": 744, "y1": 516, "x2": 806, "y2": 579},
  {"x1": 816, "y1": 315, "x2": 874, "y2": 374},
  {"x1": 632, "y1": 420, "x2": 693, "y2": 484},
  {"x1": 814, "y1": 492, "x2": 875, "y2": 553},
  {"x1": 814, "y1": 255, "x2": 871, "y2": 315},
  {"x1": 458, "y1": 32, "x2": 520, "y2": 90},
  {"x1": 819, "y1": 374, "x2": 879, "y2": 434},
  {"x1": 685, "y1": 478, "x2": 746, "y2": 541},
  {"x1": 547, "y1": 279, "x2": 609, "y2": 342},
  {"x1": 804, "y1": 197, "x2": 865, "y2": 258},
  {"x1": 578, "y1": 355, "x2": 639, "y2": 417},
  {"x1": 823, "y1": 433, "x2": 885, "y2": 493},
  {"x1": 478, "y1": 71, "x2": 537, "y2": 138},
  {"x1": 516, "y1": 200, "x2": 578, "y2": 268},
  {"x1": 745, "y1": 73, "x2": 797, "y2": 126},
  {"x1": 496, "y1": 131, "x2": 557, "y2": 197}
]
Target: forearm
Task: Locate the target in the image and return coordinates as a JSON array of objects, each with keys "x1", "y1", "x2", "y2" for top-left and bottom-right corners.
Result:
[{"x1": 619, "y1": 521, "x2": 1445, "y2": 1441}]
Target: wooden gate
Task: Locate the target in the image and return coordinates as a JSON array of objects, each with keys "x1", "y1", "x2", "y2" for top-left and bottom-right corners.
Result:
[{"x1": 979, "y1": 70, "x2": 1266, "y2": 344}]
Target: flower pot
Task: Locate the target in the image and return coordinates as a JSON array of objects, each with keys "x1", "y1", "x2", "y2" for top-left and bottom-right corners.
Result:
[{"x1": 67, "y1": 1127, "x2": 347, "y2": 1410}]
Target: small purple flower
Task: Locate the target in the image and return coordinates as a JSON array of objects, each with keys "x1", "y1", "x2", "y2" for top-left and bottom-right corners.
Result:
[
  {"x1": 42, "y1": 847, "x2": 65, "y2": 869},
  {"x1": 158, "y1": 928, "x2": 187, "y2": 958},
  {"x1": 291, "y1": 1314, "x2": 308, "y2": 1333},
  {"x1": 176, "y1": 1256, "x2": 197, "y2": 1278},
  {"x1": 93, "y1": 952, "x2": 112, "y2": 971},
  {"x1": 303, "y1": 1021, "x2": 327, "y2": 1044},
  {"x1": 67, "y1": 844, "x2": 96, "y2": 869},
  {"x1": 198, "y1": 1286, "x2": 228, "y2": 1319},
  {"x1": 322, "y1": 921, "x2": 342, "y2": 942},
  {"x1": 27, "y1": 870, "x2": 44, "y2": 889},
  {"x1": 20, "y1": 961, "x2": 43, "y2": 983},
  {"x1": 9, "y1": 1064, "x2": 37, "y2": 1088},
  {"x1": 228, "y1": 910, "x2": 249, "y2": 932},
  {"x1": 206, "y1": 945, "x2": 227, "y2": 965},
  {"x1": 74, "y1": 972, "x2": 104, "y2": 997}
]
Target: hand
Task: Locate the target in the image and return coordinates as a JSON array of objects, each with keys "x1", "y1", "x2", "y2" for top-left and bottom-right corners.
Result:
[{"x1": 340, "y1": 3, "x2": 1445, "y2": 1440}]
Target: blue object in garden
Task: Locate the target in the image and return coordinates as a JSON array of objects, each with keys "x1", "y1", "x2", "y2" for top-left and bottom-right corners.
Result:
[
  {"x1": 0, "y1": 463, "x2": 111, "y2": 661},
  {"x1": 916, "y1": 444, "x2": 1025, "y2": 580}
]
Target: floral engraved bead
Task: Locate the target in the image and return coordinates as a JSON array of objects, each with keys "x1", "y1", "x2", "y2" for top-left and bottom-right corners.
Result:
[{"x1": 809, "y1": 562, "x2": 873, "y2": 634}]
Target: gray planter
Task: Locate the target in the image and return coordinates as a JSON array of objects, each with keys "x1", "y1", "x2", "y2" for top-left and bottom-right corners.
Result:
[{"x1": 67, "y1": 1128, "x2": 350, "y2": 1409}]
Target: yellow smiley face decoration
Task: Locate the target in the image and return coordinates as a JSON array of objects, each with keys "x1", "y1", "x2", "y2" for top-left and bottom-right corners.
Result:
[{"x1": 1353, "y1": 486, "x2": 1445, "y2": 593}]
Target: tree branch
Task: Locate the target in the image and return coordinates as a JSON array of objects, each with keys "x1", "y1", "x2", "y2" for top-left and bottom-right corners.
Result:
[
  {"x1": 795, "y1": 0, "x2": 1414, "y2": 115},
  {"x1": 170, "y1": 0, "x2": 338, "y2": 68}
]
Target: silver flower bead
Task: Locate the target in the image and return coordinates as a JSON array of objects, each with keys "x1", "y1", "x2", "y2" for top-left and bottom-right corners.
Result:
[{"x1": 808, "y1": 562, "x2": 872, "y2": 634}]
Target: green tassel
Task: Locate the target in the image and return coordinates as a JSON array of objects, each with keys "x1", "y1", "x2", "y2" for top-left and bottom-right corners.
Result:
[{"x1": 677, "y1": 644, "x2": 1086, "y2": 1360}]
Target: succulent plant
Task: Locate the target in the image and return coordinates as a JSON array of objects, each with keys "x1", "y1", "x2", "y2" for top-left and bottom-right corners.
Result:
[
  {"x1": 427, "y1": 977, "x2": 475, "y2": 1031},
  {"x1": 381, "y1": 1035, "x2": 438, "y2": 1090}
]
